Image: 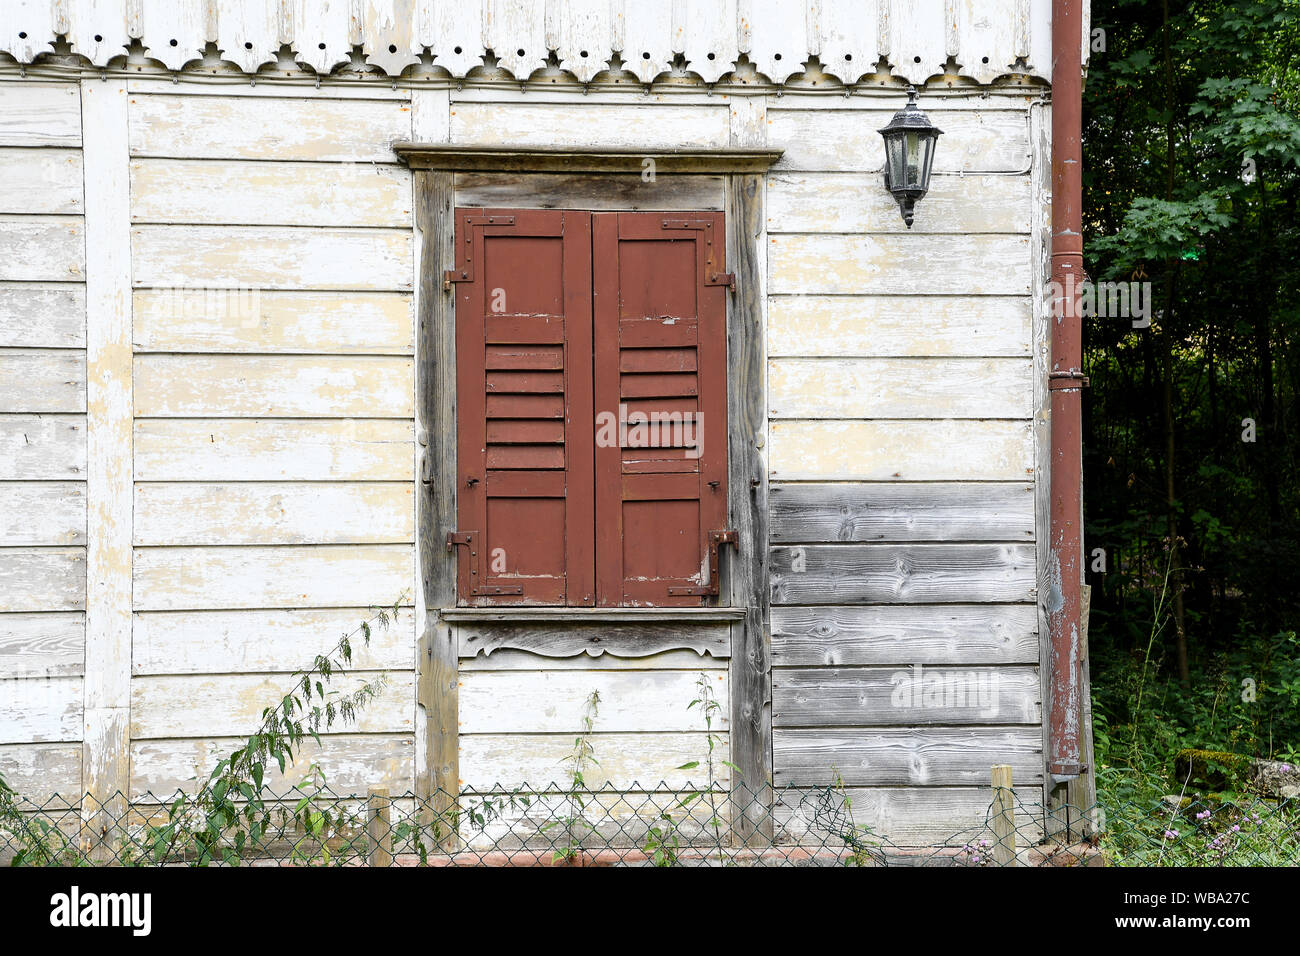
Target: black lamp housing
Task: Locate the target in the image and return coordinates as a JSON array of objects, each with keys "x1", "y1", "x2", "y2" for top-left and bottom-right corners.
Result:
[{"x1": 878, "y1": 86, "x2": 943, "y2": 228}]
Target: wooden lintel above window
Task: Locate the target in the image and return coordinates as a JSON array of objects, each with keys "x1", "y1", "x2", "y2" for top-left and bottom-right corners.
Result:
[{"x1": 391, "y1": 143, "x2": 784, "y2": 174}]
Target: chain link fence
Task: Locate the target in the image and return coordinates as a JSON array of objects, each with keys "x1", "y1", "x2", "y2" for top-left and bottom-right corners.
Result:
[{"x1": 4, "y1": 778, "x2": 1296, "y2": 866}]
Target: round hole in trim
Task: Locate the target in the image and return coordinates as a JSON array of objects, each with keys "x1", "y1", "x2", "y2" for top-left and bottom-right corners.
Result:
[
  {"x1": 94, "y1": 34, "x2": 103, "y2": 42},
  {"x1": 580, "y1": 50, "x2": 588, "y2": 57},
  {"x1": 982, "y1": 56, "x2": 989, "y2": 63},
  {"x1": 18, "y1": 31, "x2": 27, "y2": 39},
  {"x1": 245, "y1": 41, "x2": 253, "y2": 50},
  {"x1": 388, "y1": 44, "x2": 396, "y2": 53},
  {"x1": 318, "y1": 42, "x2": 326, "y2": 50},
  {"x1": 774, "y1": 53, "x2": 782, "y2": 60},
  {"x1": 642, "y1": 51, "x2": 650, "y2": 59},
  {"x1": 517, "y1": 48, "x2": 525, "y2": 57},
  {"x1": 169, "y1": 38, "x2": 177, "y2": 46},
  {"x1": 453, "y1": 45, "x2": 462, "y2": 54},
  {"x1": 914, "y1": 55, "x2": 921, "y2": 63}
]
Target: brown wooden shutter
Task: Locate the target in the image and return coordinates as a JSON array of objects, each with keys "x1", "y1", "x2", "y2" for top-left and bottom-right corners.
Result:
[
  {"x1": 453, "y1": 208, "x2": 595, "y2": 605},
  {"x1": 592, "y1": 211, "x2": 730, "y2": 606}
]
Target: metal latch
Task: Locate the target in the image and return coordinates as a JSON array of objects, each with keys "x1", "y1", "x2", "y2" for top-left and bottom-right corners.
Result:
[
  {"x1": 668, "y1": 530, "x2": 739, "y2": 597},
  {"x1": 446, "y1": 530, "x2": 523, "y2": 597}
]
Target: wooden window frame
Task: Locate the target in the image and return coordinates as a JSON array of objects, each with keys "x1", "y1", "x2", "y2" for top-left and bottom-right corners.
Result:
[{"x1": 403, "y1": 145, "x2": 780, "y2": 843}]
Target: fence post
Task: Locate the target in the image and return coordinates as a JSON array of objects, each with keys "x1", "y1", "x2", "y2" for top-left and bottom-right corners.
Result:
[
  {"x1": 991, "y1": 765, "x2": 1016, "y2": 866},
  {"x1": 367, "y1": 787, "x2": 393, "y2": 867}
]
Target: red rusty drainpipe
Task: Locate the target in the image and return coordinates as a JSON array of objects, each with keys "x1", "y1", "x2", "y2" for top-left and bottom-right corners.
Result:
[{"x1": 1047, "y1": 0, "x2": 1087, "y2": 778}]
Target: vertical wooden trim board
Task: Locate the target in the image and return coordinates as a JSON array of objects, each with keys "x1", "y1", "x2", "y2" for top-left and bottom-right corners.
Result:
[
  {"x1": 80, "y1": 78, "x2": 132, "y2": 843},
  {"x1": 414, "y1": 169, "x2": 458, "y2": 840},
  {"x1": 726, "y1": 171, "x2": 773, "y2": 842}
]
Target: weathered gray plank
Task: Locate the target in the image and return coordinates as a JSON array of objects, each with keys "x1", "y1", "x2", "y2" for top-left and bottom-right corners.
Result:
[
  {"x1": 769, "y1": 543, "x2": 1037, "y2": 604},
  {"x1": 453, "y1": 172, "x2": 725, "y2": 210},
  {"x1": 459, "y1": 622, "x2": 730, "y2": 660},
  {"x1": 129, "y1": 734, "x2": 415, "y2": 800},
  {"x1": 769, "y1": 482, "x2": 1034, "y2": 542},
  {"x1": 0, "y1": 481, "x2": 85, "y2": 545},
  {"x1": 777, "y1": 785, "x2": 1044, "y2": 847},
  {"x1": 768, "y1": 108, "x2": 1029, "y2": 173},
  {"x1": 768, "y1": 357, "x2": 1033, "y2": 419},
  {"x1": 0, "y1": 612, "x2": 85, "y2": 678},
  {"x1": 0, "y1": 349, "x2": 86, "y2": 413},
  {"x1": 771, "y1": 605, "x2": 1040, "y2": 666},
  {"x1": 0, "y1": 675, "x2": 83, "y2": 743},
  {"x1": 726, "y1": 171, "x2": 773, "y2": 842},
  {"x1": 772, "y1": 666, "x2": 1041, "y2": 727},
  {"x1": 768, "y1": 234, "x2": 1031, "y2": 296},
  {"x1": 133, "y1": 418, "x2": 413, "y2": 482},
  {"x1": 774, "y1": 727, "x2": 1043, "y2": 786},
  {"x1": 0, "y1": 148, "x2": 83, "y2": 214},
  {"x1": 132, "y1": 607, "x2": 414, "y2": 675},
  {"x1": 0, "y1": 546, "x2": 86, "y2": 612},
  {"x1": 0, "y1": 216, "x2": 84, "y2": 281},
  {"x1": 0, "y1": 284, "x2": 86, "y2": 348},
  {"x1": 766, "y1": 171, "x2": 1031, "y2": 234},
  {"x1": 0, "y1": 743, "x2": 82, "y2": 801},
  {"x1": 0, "y1": 85, "x2": 81, "y2": 147},
  {"x1": 0, "y1": 415, "x2": 85, "y2": 480},
  {"x1": 414, "y1": 169, "x2": 458, "y2": 825}
]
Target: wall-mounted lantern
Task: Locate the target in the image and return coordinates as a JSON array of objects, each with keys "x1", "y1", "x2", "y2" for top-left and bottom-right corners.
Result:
[{"x1": 878, "y1": 86, "x2": 943, "y2": 228}]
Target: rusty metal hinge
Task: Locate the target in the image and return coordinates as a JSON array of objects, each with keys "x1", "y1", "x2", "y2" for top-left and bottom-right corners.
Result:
[
  {"x1": 668, "y1": 530, "x2": 739, "y2": 597},
  {"x1": 444, "y1": 214, "x2": 517, "y2": 291},
  {"x1": 446, "y1": 530, "x2": 523, "y2": 597},
  {"x1": 708, "y1": 271, "x2": 735, "y2": 293}
]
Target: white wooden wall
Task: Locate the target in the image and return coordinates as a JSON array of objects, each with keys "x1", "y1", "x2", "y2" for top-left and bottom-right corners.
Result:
[
  {"x1": 0, "y1": 74, "x2": 1053, "y2": 844},
  {"x1": 0, "y1": 82, "x2": 87, "y2": 802}
]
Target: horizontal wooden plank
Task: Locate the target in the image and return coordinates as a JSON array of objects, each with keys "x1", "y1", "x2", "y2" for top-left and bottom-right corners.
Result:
[
  {"x1": 129, "y1": 734, "x2": 414, "y2": 800},
  {"x1": 768, "y1": 295, "x2": 1032, "y2": 358},
  {"x1": 128, "y1": 94, "x2": 412, "y2": 162},
  {"x1": 771, "y1": 605, "x2": 1040, "y2": 667},
  {"x1": 134, "y1": 482, "x2": 414, "y2": 546},
  {"x1": 459, "y1": 622, "x2": 729, "y2": 661},
  {"x1": 0, "y1": 348, "x2": 86, "y2": 413},
  {"x1": 132, "y1": 289, "x2": 412, "y2": 353},
  {"x1": 460, "y1": 648, "x2": 728, "y2": 672},
  {"x1": 769, "y1": 234, "x2": 1031, "y2": 296},
  {"x1": 134, "y1": 418, "x2": 413, "y2": 481},
  {"x1": 0, "y1": 743, "x2": 82, "y2": 801},
  {"x1": 769, "y1": 358, "x2": 1032, "y2": 419},
  {"x1": 130, "y1": 672, "x2": 415, "y2": 738},
  {"x1": 133, "y1": 544, "x2": 413, "y2": 610},
  {"x1": 769, "y1": 420, "x2": 1034, "y2": 481},
  {"x1": 766, "y1": 172, "x2": 1031, "y2": 234},
  {"x1": 772, "y1": 666, "x2": 1041, "y2": 726},
  {"x1": 769, "y1": 108, "x2": 1029, "y2": 173},
  {"x1": 461, "y1": 732, "x2": 729, "y2": 790},
  {"x1": 0, "y1": 216, "x2": 84, "y2": 282},
  {"x1": 131, "y1": 225, "x2": 413, "y2": 291},
  {"x1": 769, "y1": 543, "x2": 1036, "y2": 604},
  {"x1": 0, "y1": 148, "x2": 83, "y2": 214},
  {"x1": 777, "y1": 785, "x2": 1043, "y2": 847},
  {"x1": 0, "y1": 284, "x2": 86, "y2": 348},
  {"x1": 0, "y1": 612, "x2": 85, "y2": 678},
  {"x1": 0, "y1": 675, "x2": 83, "y2": 743},
  {"x1": 450, "y1": 102, "x2": 730, "y2": 149},
  {"x1": 0, "y1": 84, "x2": 81, "y2": 147},
  {"x1": 0, "y1": 481, "x2": 85, "y2": 545},
  {"x1": 0, "y1": 547, "x2": 85, "y2": 612},
  {"x1": 774, "y1": 727, "x2": 1042, "y2": 786},
  {"x1": 132, "y1": 606, "x2": 414, "y2": 675},
  {"x1": 0, "y1": 415, "x2": 85, "y2": 480},
  {"x1": 130, "y1": 158, "x2": 412, "y2": 226},
  {"x1": 134, "y1": 354, "x2": 414, "y2": 418},
  {"x1": 453, "y1": 172, "x2": 725, "y2": 210},
  {"x1": 459, "y1": 670, "x2": 728, "y2": 734},
  {"x1": 768, "y1": 482, "x2": 1034, "y2": 542}
]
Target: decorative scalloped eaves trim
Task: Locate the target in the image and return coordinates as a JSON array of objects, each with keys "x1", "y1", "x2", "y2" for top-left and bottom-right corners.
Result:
[{"x1": 0, "y1": 0, "x2": 1080, "y2": 86}]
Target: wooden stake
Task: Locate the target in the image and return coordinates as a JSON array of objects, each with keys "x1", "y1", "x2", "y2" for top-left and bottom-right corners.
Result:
[
  {"x1": 368, "y1": 787, "x2": 393, "y2": 867},
  {"x1": 991, "y1": 765, "x2": 1016, "y2": 866}
]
